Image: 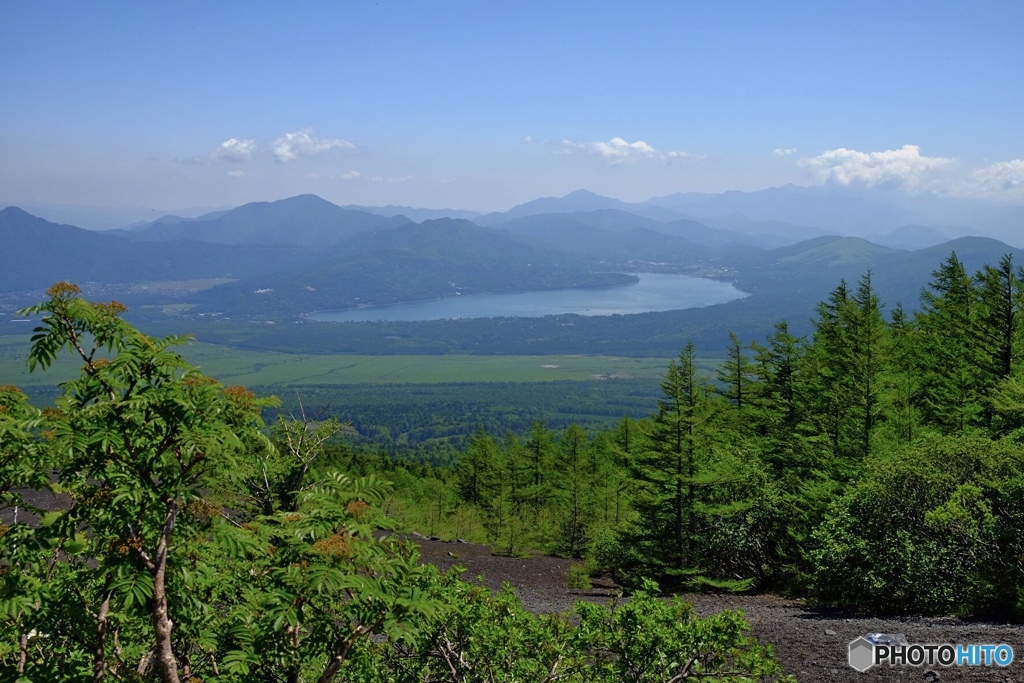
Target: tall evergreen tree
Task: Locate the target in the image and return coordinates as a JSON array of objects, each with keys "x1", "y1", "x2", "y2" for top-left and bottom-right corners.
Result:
[
  {"x1": 607, "y1": 415, "x2": 643, "y2": 526},
  {"x1": 975, "y1": 253, "x2": 1020, "y2": 382},
  {"x1": 915, "y1": 252, "x2": 983, "y2": 433},
  {"x1": 717, "y1": 331, "x2": 755, "y2": 411},
  {"x1": 501, "y1": 431, "x2": 530, "y2": 507},
  {"x1": 554, "y1": 424, "x2": 594, "y2": 558},
  {"x1": 804, "y1": 279, "x2": 858, "y2": 469},
  {"x1": 883, "y1": 303, "x2": 923, "y2": 445},
  {"x1": 804, "y1": 273, "x2": 888, "y2": 474},
  {"x1": 524, "y1": 421, "x2": 555, "y2": 512},
  {"x1": 489, "y1": 433, "x2": 532, "y2": 555},
  {"x1": 455, "y1": 427, "x2": 499, "y2": 506},
  {"x1": 973, "y1": 253, "x2": 1024, "y2": 433},
  {"x1": 630, "y1": 344, "x2": 720, "y2": 585},
  {"x1": 750, "y1": 320, "x2": 812, "y2": 484},
  {"x1": 849, "y1": 271, "x2": 888, "y2": 460}
]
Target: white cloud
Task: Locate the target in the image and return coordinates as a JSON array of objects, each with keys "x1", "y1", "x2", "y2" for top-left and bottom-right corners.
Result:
[
  {"x1": 341, "y1": 170, "x2": 362, "y2": 180},
  {"x1": 271, "y1": 129, "x2": 354, "y2": 163},
  {"x1": 307, "y1": 173, "x2": 320, "y2": 180},
  {"x1": 773, "y1": 148, "x2": 797, "y2": 156},
  {"x1": 560, "y1": 137, "x2": 693, "y2": 165},
  {"x1": 795, "y1": 145, "x2": 1024, "y2": 199},
  {"x1": 440, "y1": 177, "x2": 456, "y2": 184},
  {"x1": 369, "y1": 174, "x2": 413, "y2": 184},
  {"x1": 799, "y1": 144, "x2": 954, "y2": 190},
  {"x1": 964, "y1": 160, "x2": 1024, "y2": 197},
  {"x1": 523, "y1": 135, "x2": 534, "y2": 144},
  {"x1": 211, "y1": 138, "x2": 257, "y2": 162},
  {"x1": 226, "y1": 170, "x2": 246, "y2": 177}
]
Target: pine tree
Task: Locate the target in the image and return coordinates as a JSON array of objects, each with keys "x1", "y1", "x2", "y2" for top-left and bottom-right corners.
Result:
[
  {"x1": 628, "y1": 343, "x2": 741, "y2": 587},
  {"x1": 803, "y1": 273, "x2": 888, "y2": 475},
  {"x1": 607, "y1": 416, "x2": 643, "y2": 526},
  {"x1": 554, "y1": 424, "x2": 593, "y2": 558},
  {"x1": 455, "y1": 427, "x2": 499, "y2": 506},
  {"x1": 975, "y1": 254, "x2": 1020, "y2": 382},
  {"x1": 524, "y1": 421, "x2": 555, "y2": 513},
  {"x1": 882, "y1": 303, "x2": 922, "y2": 445},
  {"x1": 849, "y1": 271, "x2": 888, "y2": 460},
  {"x1": 491, "y1": 433, "x2": 531, "y2": 555},
  {"x1": 804, "y1": 279, "x2": 858, "y2": 469},
  {"x1": 500, "y1": 431, "x2": 530, "y2": 507},
  {"x1": 750, "y1": 320, "x2": 812, "y2": 484},
  {"x1": 716, "y1": 331, "x2": 755, "y2": 411},
  {"x1": 915, "y1": 252, "x2": 984, "y2": 433},
  {"x1": 974, "y1": 253, "x2": 1024, "y2": 432}
]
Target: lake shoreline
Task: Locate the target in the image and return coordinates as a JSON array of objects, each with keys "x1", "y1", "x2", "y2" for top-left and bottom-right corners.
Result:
[
  {"x1": 308, "y1": 273, "x2": 748, "y2": 323},
  {"x1": 305, "y1": 272, "x2": 640, "y2": 318}
]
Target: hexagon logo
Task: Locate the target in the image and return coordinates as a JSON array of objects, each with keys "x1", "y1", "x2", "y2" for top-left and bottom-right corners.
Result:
[{"x1": 849, "y1": 636, "x2": 875, "y2": 672}]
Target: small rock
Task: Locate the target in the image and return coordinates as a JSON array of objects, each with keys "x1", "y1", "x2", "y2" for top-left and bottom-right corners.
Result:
[
  {"x1": 830, "y1": 668, "x2": 838, "y2": 675},
  {"x1": 825, "y1": 629, "x2": 837, "y2": 636},
  {"x1": 457, "y1": 538, "x2": 468, "y2": 543},
  {"x1": 923, "y1": 670, "x2": 940, "y2": 682}
]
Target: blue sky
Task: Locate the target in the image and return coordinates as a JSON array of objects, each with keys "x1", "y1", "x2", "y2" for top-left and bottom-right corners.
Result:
[{"x1": 2, "y1": 1, "x2": 1023, "y2": 213}]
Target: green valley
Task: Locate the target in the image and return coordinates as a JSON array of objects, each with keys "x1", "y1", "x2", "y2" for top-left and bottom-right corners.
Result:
[{"x1": 0, "y1": 335, "x2": 684, "y2": 386}]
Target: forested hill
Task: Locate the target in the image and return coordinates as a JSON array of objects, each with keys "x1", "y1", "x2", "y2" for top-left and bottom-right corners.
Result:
[
  {"x1": 0, "y1": 202, "x2": 634, "y2": 317},
  {"x1": 0, "y1": 207, "x2": 311, "y2": 290},
  {"x1": 190, "y1": 218, "x2": 638, "y2": 317},
  {"x1": 116, "y1": 193, "x2": 414, "y2": 246}
]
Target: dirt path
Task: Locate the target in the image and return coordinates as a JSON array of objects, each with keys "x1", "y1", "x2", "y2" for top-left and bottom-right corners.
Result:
[{"x1": 413, "y1": 536, "x2": 1024, "y2": 683}]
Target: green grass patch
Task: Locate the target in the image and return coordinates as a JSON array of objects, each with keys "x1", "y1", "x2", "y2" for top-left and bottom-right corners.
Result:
[{"x1": 0, "y1": 335, "x2": 717, "y2": 387}]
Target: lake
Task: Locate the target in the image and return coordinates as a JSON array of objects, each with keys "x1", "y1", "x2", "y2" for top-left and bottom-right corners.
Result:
[{"x1": 309, "y1": 273, "x2": 748, "y2": 323}]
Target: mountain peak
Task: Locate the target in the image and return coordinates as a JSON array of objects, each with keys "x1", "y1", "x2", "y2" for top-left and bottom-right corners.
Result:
[
  {"x1": 561, "y1": 189, "x2": 605, "y2": 200},
  {"x1": 0, "y1": 206, "x2": 33, "y2": 218}
]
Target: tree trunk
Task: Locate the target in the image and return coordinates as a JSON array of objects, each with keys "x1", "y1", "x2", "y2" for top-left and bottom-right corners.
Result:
[
  {"x1": 152, "y1": 501, "x2": 181, "y2": 683},
  {"x1": 94, "y1": 589, "x2": 113, "y2": 682}
]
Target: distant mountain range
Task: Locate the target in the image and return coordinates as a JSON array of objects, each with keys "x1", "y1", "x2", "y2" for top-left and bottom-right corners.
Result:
[
  {"x1": 9, "y1": 182, "x2": 1022, "y2": 245},
  {"x1": 0, "y1": 206, "x2": 310, "y2": 290},
  {"x1": 111, "y1": 194, "x2": 413, "y2": 247},
  {"x1": 3, "y1": 189, "x2": 1023, "y2": 339}
]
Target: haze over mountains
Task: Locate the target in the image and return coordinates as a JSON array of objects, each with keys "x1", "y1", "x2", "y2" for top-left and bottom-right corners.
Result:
[
  {"x1": 9, "y1": 182, "x2": 1024, "y2": 246},
  {"x1": 3, "y1": 185, "x2": 1024, "y2": 349}
]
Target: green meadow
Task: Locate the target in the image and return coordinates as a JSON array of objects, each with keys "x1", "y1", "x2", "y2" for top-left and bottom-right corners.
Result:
[{"x1": 0, "y1": 335, "x2": 705, "y2": 387}]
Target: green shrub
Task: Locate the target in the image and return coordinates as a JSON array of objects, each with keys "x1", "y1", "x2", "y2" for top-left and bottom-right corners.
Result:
[
  {"x1": 566, "y1": 559, "x2": 594, "y2": 589},
  {"x1": 810, "y1": 434, "x2": 1024, "y2": 618}
]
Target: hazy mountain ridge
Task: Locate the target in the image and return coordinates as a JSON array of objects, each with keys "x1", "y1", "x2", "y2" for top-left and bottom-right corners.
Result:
[
  {"x1": 474, "y1": 189, "x2": 687, "y2": 226},
  {"x1": 19, "y1": 183, "x2": 1024, "y2": 247},
  {"x1": 478, "y1": 185, "x2": 1024, "y2": 247},
  {"x1": 191, "y1": 217, "x2": 637, "y2": 316},
  {"x1": 115, "y1": 209, "x2": 231, "y2": 233},
  {"x1": 0, "y1": 207, "x2": 311, "y2": 291},
  {"x1": 342, "y1": 204, "x2": 482, "y2": 223},
  {"x1": 122, "y1": 194, "x2": 413, "y2": 247},
  {"x1": 5, "y1": 190, "x2": 1023, "y2": 341},
  {"x1": 644, "y1": 184, "x2": 931, "y2": 232}
]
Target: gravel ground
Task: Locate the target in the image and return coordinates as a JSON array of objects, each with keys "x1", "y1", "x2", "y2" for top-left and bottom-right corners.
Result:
[{"x1": 413, "y1": 536, "x2": 1024, "y2": 683}]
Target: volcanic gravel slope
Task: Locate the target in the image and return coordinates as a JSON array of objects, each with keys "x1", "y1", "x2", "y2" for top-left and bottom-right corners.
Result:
[{"x1": 413, "y1": 537, "x2": 1024, "y2": 683}]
